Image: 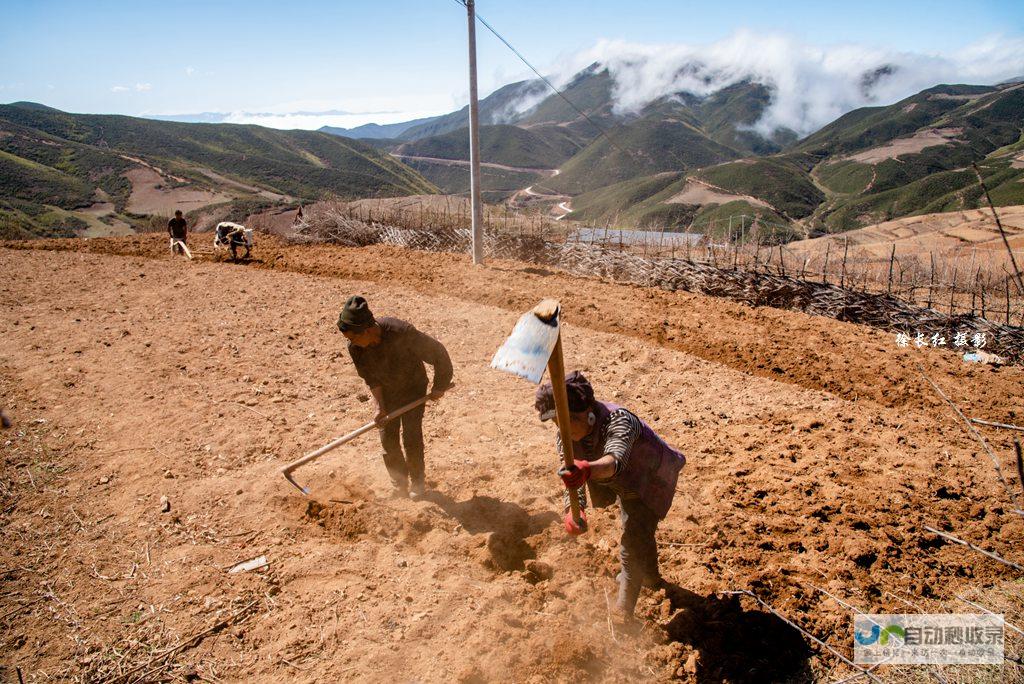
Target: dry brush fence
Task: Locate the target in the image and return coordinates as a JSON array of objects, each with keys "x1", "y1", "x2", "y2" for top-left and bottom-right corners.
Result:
[{"x1": 290, "y1": 206, "x2": 1024, "y2": 363}]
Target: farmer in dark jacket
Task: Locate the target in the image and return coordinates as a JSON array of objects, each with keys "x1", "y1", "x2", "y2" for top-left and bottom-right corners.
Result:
[
  {"x1": 167, "y1": 210, "x2": 188, "y2": 254},
  {"x1": 339, "y1": 296, "x2": 453, "y2": 498},
  {"x1": 536, "y1": 371, "x2": 686, "y2": 616}
]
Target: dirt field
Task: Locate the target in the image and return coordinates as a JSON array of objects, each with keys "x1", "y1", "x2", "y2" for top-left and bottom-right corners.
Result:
[
  {"x1": 789, "y1": 207, "x2": 1024, "y2": 259},
  {"x1": 124, "y1": 167, "x2": 232, "y2": 216},
  {"x1": 666, "y1": 180, "x2": 773, "y2": 211},
  {"x1": 2, "y1": 235, "x2": 1023, "y2": 682},
  {"x1": 845, "y1": 128, "x2": 962, "y2": 165},
  {"x1": 784, "y1": 207, "x2": 1024, "y2": 315}
]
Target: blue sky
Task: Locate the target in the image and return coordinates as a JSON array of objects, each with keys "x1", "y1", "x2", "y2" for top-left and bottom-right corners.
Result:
[{"x1": 1, "y1": 0, "x2": 1022, "y2": 130}]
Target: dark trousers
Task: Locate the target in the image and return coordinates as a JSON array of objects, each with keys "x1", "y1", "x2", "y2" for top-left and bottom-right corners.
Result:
[
  {"x1": 617, "y1": 496, "x2": 661, "y2": 612},
  {"x1": 378, "y1": 403, "x2": 426, "y2": 487}
]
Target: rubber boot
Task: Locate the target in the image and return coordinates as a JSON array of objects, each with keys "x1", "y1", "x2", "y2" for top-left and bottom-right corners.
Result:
[{"x1": 615, "y1": 571, "x2": 641, "y2": 616}]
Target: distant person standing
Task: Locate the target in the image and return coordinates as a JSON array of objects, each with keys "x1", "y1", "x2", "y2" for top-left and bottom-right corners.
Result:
[{"x1": 168, "y1": 210, "x2": 188, "y2": 255}]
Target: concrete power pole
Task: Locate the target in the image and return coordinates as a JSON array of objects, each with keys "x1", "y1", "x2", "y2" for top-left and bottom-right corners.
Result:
[{"x1": 465, "y1": 0, "x2": 484, "y2": 265}]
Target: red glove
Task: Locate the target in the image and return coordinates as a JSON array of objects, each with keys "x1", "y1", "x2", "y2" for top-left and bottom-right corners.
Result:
[
  {"x1": 558, "y1": 459, "x2": 592, "y2": 489},
  {"x1": 564, "y1": 510, "x2": 588, "y2": 535}
]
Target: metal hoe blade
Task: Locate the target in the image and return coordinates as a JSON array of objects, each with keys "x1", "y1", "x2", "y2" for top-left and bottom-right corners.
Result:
[{"x1": 490, "y1": 303, "x2": 560, "y2": 384}]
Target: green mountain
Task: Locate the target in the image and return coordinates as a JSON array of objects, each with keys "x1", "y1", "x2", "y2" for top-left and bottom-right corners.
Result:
[
  {"x1": 399, "y1": 79, "x2": 549, "y2": 141},
  {"x1": 356, "y1": 68, "x2": 799, "y2": 199},
  {"x1": 0, "y1": 102, "x2": 436, "y2": 238},
  {"x1": 564, "y1": 81, "x2": 1024, "y2": 235},
  {"x1": 543, "y1": 114, "x2": 739, "y2": 194},
  {"x1": 803, "y1": 83, "x2": 1024, "y2": 232},
  {"x1": 7, "y1": 68, "x2": 1023, "y2": 242},
  {"x1": 314, "y1": 59, "x2": 1024, "y2": 238},
  {"x1": 391, "y1": 123, "x2": 581, "y2": 202},
  {"x1": 395, "y1": 124, "x2": 578, "y2": 169},
  {"x1": 319, "y1": 115, "x2": 440, "y2": 140}
]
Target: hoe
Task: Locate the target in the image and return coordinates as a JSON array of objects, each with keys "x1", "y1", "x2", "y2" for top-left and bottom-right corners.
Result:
[
  {"x1": 281, "y1": 394, "x2": 434, "y2": 495},
  {"x1": 491, "y1": 299, "x2": 585, "y2": 529}
]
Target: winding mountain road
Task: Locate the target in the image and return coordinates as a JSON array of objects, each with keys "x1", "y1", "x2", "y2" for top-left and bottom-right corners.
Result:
[{"x1": 390, "y1": 153, "x2": 558, "y2": 176}]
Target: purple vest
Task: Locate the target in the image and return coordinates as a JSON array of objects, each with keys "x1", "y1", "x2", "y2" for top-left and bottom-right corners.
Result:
[{"x1": 572, "y1": 401, "x2": 686, "y2": 519}]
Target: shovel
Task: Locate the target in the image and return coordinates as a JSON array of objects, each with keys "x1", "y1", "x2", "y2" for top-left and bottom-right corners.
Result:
[
  {"x1": 491, "y1": 299, "x2": 584, "y2": 527},
  {"x1": 281, "y1": 394, "x2": 433, "y2": 495}
]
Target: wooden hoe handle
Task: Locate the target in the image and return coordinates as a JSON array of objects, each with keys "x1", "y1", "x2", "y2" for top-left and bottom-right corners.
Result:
[
  {"x1": 534, "y1": 300, "x2": 583, "y2": 523},
  {"x1": 281, "y1": 393, "x2": 434, "y2": 495}
]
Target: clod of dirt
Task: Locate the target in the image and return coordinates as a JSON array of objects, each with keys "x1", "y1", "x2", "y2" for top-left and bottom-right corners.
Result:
[
  {"x1": 844, "y1": 539, "x2": 878, "y2": 569},
  {"x1": 482, "y1": 530, "x2": 535, "y2": 572},
  {"x1": 683, "y1": 650, "x2": 699, "y2": 674},
  {"x1": 523, "y1": 559, "x2": 553, "y2": 583},
  {"x1": 304, "y1": 500, "x2": 373, "y2": 539},
  {"x1": 455, "y1": 664, "x2": 487, "y2": 683}
]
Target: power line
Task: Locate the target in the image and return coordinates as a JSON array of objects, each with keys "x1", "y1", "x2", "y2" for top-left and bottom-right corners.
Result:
[{"x1": 450, "y1": 0, "x2": 635, "y2": 161}]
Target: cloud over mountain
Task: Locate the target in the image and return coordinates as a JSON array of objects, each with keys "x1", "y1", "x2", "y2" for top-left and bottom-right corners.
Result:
[{"x1": 553, "y1": 31, "x2": 1024, "y2": 136}]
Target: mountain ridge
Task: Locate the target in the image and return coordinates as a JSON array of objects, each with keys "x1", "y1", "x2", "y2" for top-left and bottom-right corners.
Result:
[{"x1": 0, "y1": 102, "x2": 437, "y2": 239}]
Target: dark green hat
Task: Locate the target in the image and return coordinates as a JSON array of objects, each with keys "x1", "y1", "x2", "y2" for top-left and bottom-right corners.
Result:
[{"x1": 338, "y1": 295, "x2": 375, "y2": 332}]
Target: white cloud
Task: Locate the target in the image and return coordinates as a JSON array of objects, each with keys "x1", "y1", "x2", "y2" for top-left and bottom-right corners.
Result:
[
  {"x1": 547, "y1": 31, "x2": 1024, "y2": 136},
  {"x1": 221, "y1": 108, "x2": 444, "y2": 130},
  {"x1": 145, "y1": 106, "x2": 447, "y2": 130},
  {"x1": 111, "y1": 83, "x2": 153, "y2": 94},
  {"x1": 185, "y1": 66, "x2": 195, "y2": 77}
]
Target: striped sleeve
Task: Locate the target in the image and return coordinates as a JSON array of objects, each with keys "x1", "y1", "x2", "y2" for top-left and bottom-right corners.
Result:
[
  {"x1": 555, "y1": 433, "x2": 588, "y2": 512},
  {"x1": 603, "y1": 409, "x2": 643, "y2": 476}
]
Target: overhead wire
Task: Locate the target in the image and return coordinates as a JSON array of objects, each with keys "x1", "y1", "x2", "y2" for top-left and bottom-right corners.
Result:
[{"x1": 449, "y1": 0, "x2": 637, "y2": 161}]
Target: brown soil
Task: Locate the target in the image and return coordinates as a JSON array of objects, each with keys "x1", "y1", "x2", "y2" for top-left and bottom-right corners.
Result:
[
  {"x1": 786, "y1": 206, "x2": 1024, "y2": 290},
  {"x1": 666, "y1": 179, "x2": 773, "y2": 211},
  {"x1": 845, "y1": 128, "x2": 963, "y2": 165},
  {"x1": 124, "y1": 167, "x2": 232, "y2": 215},
  {"x1": 2, "y1": 235, "x2": 1023, "y2": 682}
]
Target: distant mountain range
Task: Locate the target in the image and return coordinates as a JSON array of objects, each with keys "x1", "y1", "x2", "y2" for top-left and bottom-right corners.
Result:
[
  {"x1": 3, "y1": 61, "x2": 1023, "y2": 241},
  {"x1": 320, "y1": 63, "x2": 1024, "y2": 235},
  {"x1": 0, "y1": 102, "x2": 435, "y2": 238}
]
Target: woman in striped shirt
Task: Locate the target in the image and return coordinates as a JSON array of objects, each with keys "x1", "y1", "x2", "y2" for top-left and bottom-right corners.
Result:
[{"x1": 535, "y1": 371, "x2": 686, "y2": 616}]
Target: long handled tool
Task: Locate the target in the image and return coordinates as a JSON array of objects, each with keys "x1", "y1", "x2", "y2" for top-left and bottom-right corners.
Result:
[
  {"x1": 491, "y1": 299, "x2": 584, "y2": 527},
  {"x1": 281, "y1": 395, "x2": 431, "y2": 495},
  {"x1": 170, "y1": 238, "x2": 193, "y2": 260}
]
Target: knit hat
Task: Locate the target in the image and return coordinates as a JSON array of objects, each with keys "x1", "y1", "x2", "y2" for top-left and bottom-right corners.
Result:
[
  {"x1": 337, "y1": 295, "x2": 375, "y2": 332},
  {"x1": 534, "y1": 370, "x2": 595, "y2": 421}
]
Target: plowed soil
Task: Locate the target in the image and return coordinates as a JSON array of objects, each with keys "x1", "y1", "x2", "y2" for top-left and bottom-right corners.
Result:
[{"x1": 2, "y1": 234, "x2": 1023, "y2": 682}]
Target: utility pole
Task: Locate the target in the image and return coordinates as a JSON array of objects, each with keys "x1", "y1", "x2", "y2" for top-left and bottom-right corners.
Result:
[{"x1": 465, "y1": 0, "x2": 484, "y2": 264}]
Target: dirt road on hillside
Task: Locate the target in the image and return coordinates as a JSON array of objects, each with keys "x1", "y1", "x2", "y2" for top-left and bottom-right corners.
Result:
[{"x1": 2, "y1": 240, "x2": 1023, "y2": 681}]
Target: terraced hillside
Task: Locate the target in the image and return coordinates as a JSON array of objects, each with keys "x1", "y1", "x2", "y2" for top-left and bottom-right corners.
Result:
[
  {"x1": 529, "y1": 79, "x2": 1024, "y2": 234},
  {"x1": 0, "y1": 103, "x2": 436, "y2": 239}
]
